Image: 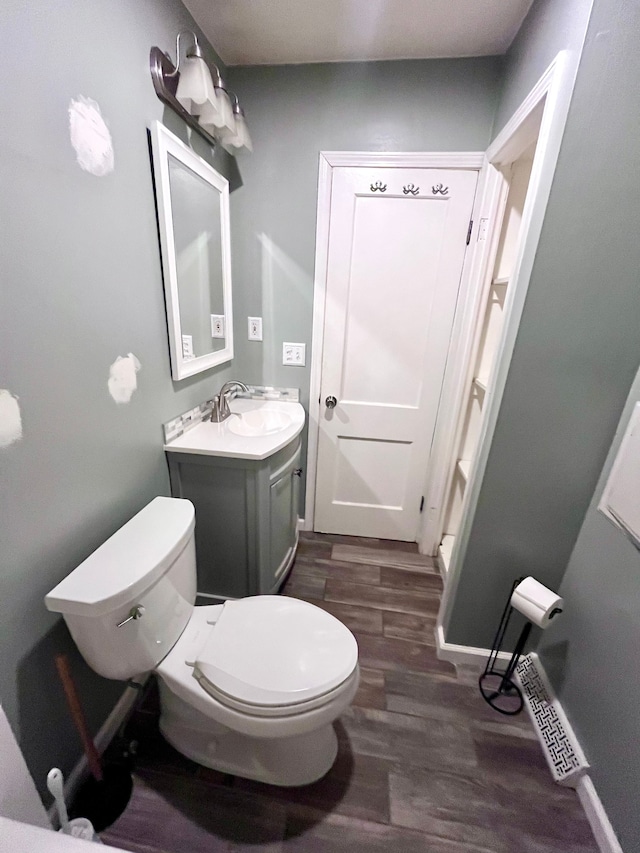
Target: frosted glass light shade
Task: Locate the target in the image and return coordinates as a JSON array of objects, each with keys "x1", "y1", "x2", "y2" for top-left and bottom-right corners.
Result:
[
  {"x1": 198, "y1": 90, "x2": 226, "y2": 130},
  {"x1": 175, "y1": 56, "x2": 216, "y2": 115},
  {"x1": 199, "y1": 88, "x2": 235, "y2": 134},
  {"x1": 214, "y1": 88, "x2": 235, "y2": 135},
  {"x1": 234, "y1": 114, "x2": 253, "y2": 152},
  {"x1": 221, "y1": 115, "x2": 252, "y2": 154},
  {"x1": 219, "y1": 132, "x2": 238, "y2": 153}
]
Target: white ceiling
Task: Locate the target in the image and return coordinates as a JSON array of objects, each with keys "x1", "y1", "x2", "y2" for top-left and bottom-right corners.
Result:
[{"x1": 182, "y1": 0, "x2": 535, "y2": 66}]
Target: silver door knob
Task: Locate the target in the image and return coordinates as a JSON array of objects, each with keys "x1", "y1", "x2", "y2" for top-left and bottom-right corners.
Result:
[{"x1": 325, "y1": 396, "x2": 337, "y2": 409}]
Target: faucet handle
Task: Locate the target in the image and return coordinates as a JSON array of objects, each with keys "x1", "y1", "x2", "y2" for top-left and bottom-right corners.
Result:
[
  {"x1": 208, "y1": 395, "x2": 222, "y2": 422},
  {"x1": 219, "y1": 393, "x2": 231, "y2": 418}
]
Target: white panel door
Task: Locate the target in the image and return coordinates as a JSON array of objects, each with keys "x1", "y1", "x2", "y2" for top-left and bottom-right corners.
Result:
[{"x1": 315, "y1": 167, "x2": 478, "y2": 539}]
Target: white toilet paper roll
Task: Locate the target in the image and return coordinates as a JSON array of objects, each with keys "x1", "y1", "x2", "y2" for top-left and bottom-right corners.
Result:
[{"x1": 510, "y1": 576, "x2": 563, "y2": 629}]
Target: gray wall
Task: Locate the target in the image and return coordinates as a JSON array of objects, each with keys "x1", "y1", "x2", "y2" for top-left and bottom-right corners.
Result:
[
  {"x1": 445, "y1": 0, "x2": 640, "y2": 649},
  {"x1": 0, "y1": 0, "x2": 237, "y2": 801},
  {"x1": 0, "y1": 8, "x2": 503, "y2": 803},
  {"x1": 492, "y1": 0, "x2": 594, "y2": 135},
  {"x1": 539, "y1": 368, "x2": 640, "y2": 853},
  {"x1": 227, "y1": 59, "x2": 504, "y2": 512}
]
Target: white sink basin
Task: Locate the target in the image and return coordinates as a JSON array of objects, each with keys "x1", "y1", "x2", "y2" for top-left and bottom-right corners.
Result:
[
  {"x1": 228, "y1": 407, "x2": 292, "y2": 436},
  {"x1": 164, "y1": 399, "x2": 305, "y2": 460}
]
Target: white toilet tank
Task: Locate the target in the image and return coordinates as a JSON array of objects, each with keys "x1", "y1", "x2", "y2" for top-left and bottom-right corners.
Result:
[{"x1": 45, "y1": 497, "x2": 196, "y2": 680}]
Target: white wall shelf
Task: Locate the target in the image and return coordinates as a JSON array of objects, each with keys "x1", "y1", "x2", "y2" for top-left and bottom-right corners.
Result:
[{"x1": 439, "y1": 150, "x2": 536, "y2": 564}]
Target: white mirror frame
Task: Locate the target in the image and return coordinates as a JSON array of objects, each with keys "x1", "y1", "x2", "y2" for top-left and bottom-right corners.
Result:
[{"x1": 150, "y1": 120, "x2": 233, "y2": 380}]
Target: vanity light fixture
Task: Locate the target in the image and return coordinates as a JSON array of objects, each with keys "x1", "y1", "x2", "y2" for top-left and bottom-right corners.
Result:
[{"x1": 149, "y1": 30, "x2": 251, "y2": 154}]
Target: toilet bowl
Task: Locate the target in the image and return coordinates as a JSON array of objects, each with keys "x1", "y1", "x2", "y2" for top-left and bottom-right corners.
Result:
[{"x1": 45, "y1": 497, "x2": 359, "y2": 786}]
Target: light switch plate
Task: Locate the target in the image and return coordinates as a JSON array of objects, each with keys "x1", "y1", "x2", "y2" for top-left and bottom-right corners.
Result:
[
  {"x1": 182, "y1": 334, "x2": 194, "y2": 360},
  {"x1": 248, "y1": 317, "x2": 263, "y2": 341},
  {"x1": 283, "y1": 342, "x2": 306, "y2": 366},
  {"x1": 211, "y1": 315, "x2": 225, "y2": 338}
]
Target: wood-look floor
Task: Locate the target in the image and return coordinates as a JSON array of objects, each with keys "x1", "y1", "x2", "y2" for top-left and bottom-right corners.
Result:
[{"x1": 101, "y1": 533, "x2": 598, "y2": 852}]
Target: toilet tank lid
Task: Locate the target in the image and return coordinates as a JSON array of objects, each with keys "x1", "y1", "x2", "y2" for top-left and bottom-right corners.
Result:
[{"x1": 45, "y1": 497, "x2": 195, "y2": 618}]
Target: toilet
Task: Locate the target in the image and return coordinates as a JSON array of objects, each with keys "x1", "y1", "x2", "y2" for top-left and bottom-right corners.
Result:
[{"x1": 45, "y1": 497, "x2": 359, "y2": 786}]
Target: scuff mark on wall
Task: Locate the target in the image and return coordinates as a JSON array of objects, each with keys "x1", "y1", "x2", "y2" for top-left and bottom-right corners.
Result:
[
  {"x1": 68, "y1": 96, "x2": 114, "y2": 177},
  {"x1": 0, "y1": 390, "x2": 23, "y2": 448},
  {"x1": 108, "y1": 354, "x2": 141, "y2": 404}
]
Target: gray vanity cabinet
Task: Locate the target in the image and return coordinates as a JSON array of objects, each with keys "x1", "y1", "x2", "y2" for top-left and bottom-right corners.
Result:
[{"x1": 167, "y1": 436, "x2": 301, "y2": 600}]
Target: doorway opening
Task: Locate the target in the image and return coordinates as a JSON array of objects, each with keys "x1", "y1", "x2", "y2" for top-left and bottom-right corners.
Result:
[
  {"x1": 305, "y1": 153, "x2": 484, "y2": 541},
  {"x1": 305, "y1": 53, "x2": 574, "y2": 559}
]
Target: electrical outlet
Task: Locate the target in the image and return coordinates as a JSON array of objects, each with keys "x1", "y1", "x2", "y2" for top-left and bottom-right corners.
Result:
[
  {"x1": 282, "y1": 342, "x2": 306, "y2": 366},
  {"x1": 248, "y1": 316, "x2": 263, "y2": 341},
  {"x1": 182, "y1": 334, "x2": 194, "y2": 360},
  {"x1": 211, "y1": 315, "x2": 225, "y2": 338}
]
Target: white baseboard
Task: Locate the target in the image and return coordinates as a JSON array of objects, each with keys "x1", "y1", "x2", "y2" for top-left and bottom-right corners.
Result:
[
  {"x1": 48, "y1": 684, "x2": 141, "y2": 825},
  {"x1": 435, "y1": 635, "x2": 623, "y2": 852},
  {"x1": 576, "y1": 776, "x2": 623, "y2": 853},
  {"x1": 435, "y1": 623, "x2": 512, "y2": 668},
  {"x1": 518, "y1": 655, "x2": 622, "y2": 853},
  {"x1": 297, "y1": 517, "x2": 307, "y2": 532}
]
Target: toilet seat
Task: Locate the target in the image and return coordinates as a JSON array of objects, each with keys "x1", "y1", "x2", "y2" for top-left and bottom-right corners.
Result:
[{"x1": 192, "y1": 596, "x2": 359, "y2": 715}]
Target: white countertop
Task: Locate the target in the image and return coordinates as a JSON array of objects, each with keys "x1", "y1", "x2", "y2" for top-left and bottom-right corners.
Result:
[{"x1": 164, "y1": 399, "x2": 305, "y2": 460}]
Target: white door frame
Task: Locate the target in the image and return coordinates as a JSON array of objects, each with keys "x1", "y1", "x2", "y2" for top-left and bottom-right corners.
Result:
[
  {"x1": 437, "y1": 50, "x2": 585, "y2": 644},
  {"x1": 304, "y1": 151, "x2": 484, "y2": 533}
]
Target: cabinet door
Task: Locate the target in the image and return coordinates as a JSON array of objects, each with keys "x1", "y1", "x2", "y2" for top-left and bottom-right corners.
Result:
[
  {"x1": 168, "y1": 456, "x2": 251, "y2": 599},
  {"x1": 268, "y1": 444, "x2": 301, "y2": 588}
]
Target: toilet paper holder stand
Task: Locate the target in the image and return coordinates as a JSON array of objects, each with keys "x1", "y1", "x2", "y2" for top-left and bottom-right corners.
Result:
[{"x1": 479, "y1": 577, "x2": 562, "y2": 716}]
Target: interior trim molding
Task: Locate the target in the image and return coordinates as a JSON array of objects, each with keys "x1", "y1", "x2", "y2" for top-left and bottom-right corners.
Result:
[
  {"x1": 48, "y1": 684, "x2": 141, "y2": 826},
  {"x1": 576, "y1": 776, "x2": 624, "y2": 853},
  {"x1": 433, "y1": 640, "x2": 623, "y2": 852},
  {"x1": 518, "y1": 655, "x2": 623, "y2": 853},
  {"x1": 321, "y1": 151, "x2": 484, "y2": 169},
  {"x1": 434, "y1": 624, "x2": 512, "y2": 667}
]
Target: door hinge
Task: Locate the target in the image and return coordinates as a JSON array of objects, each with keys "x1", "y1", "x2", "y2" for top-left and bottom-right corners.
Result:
[
  {"x1": 419, "y1": 496, "x2": 425, "y2": 512},
  {"x1": 466, "y1": 220, "x2": 473, "y2": 246}
]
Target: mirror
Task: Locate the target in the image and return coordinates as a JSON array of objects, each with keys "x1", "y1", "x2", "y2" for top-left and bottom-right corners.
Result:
[{"x1": 150, "y1": 121, "x2": 233, "y2": 379}]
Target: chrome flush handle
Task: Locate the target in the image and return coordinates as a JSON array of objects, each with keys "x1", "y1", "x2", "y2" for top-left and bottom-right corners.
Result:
[{"x1": 116, "y1": 605, "x2": 145, "y2": 628}]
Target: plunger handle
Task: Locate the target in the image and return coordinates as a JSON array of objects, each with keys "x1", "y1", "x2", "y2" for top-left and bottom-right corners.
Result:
[{"x1": 55, "y1": 654, "x2": 103, "y2": 782}]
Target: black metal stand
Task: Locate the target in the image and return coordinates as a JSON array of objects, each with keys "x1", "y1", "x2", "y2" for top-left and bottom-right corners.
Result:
[{"x1": 479, "y1": 577, "x2": 531, "y2": 715}]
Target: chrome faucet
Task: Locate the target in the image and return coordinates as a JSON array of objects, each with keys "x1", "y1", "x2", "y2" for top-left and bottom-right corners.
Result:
[{"x1": 209, "y1": 380, "x2": 250, "y2": 423}]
